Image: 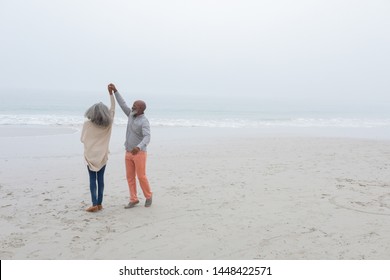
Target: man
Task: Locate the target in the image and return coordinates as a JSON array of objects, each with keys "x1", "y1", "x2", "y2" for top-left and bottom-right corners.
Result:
[{"x1": 108, "y1": 83, "x2": 152, "y2": 208}]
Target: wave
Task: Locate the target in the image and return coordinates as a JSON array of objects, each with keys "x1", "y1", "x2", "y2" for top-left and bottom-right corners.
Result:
[
  {"x1": 2, "y1": 114, "x2": 390, "y2": 128},
  {"x1": 0, "y1": 114, "x2": 86, "y2": 126}
]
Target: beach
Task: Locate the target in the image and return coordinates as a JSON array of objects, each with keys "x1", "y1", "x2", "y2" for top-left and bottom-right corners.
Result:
[{"x1": 1, "y1": 125, "x2": 390, "y2": 260}]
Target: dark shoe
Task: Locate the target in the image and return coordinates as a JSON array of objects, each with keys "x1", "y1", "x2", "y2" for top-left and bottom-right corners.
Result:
[
  {"x1": 97, "y1": 205, "x2": 103, "y2": 210},
  {"x1": 124, "y1": 201, "x2": 139, "y2": 209},
  {"x1": 145, "y1": 197, "x2": 152, "y2": 207},
  {"x1": 86, "y1": 205, "x2": 99, "y2": 212}
]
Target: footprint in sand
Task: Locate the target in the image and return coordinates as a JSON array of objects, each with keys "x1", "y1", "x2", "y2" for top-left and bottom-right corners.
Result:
[
  {"x1": 329, "y1": 178, "x2": 390, "y2": 216},
  {"x1": 0, "y1": 250, "x2": 14, "y2": 259}
]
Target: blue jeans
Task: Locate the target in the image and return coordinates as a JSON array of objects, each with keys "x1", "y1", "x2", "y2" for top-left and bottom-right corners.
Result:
[{"x1": 87, "y1": 165, "x2": 106, "y2": 206}]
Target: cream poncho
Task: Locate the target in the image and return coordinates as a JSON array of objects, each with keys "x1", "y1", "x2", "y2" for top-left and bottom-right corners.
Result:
[{"x1": 81, "y1": 95, "x2": 115, "y2": 171}]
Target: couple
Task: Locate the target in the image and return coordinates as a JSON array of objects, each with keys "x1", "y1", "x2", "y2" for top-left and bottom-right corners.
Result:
[{"x1": 80, "y1": 84, "x2": 152, "y2": 212}]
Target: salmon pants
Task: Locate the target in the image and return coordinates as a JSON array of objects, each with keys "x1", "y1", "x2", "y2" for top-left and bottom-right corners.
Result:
[{"x1": 125, "y1": 151, "x2": 152, "y2": 202}]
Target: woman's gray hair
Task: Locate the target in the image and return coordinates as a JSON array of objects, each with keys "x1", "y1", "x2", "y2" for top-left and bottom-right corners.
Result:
[{"x1": 84, "y1": 102, "x2": 112, "y2": 127}]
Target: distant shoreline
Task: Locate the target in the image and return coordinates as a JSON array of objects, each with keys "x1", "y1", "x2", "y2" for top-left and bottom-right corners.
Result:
[
  {"x1": 0, "y1": 125, "x2": 78, "y2": 137},
  {"x1": 1, "y1": 123, "x2": 390, "y2": 140}
]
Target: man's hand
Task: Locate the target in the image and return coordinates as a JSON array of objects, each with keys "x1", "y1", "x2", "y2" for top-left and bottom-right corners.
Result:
[{"x1": 130, "y1": 147, "x2": 140, "y2": 155}]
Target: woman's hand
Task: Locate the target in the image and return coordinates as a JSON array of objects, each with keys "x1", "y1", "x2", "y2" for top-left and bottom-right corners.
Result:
[{"x1": 107, "y1": 85, "x2": 113, "y2": 95}]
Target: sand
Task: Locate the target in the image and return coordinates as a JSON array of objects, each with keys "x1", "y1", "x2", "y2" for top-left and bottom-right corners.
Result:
[{"x1": 1, "y1": 125, "x2": 390, "y2": 260}]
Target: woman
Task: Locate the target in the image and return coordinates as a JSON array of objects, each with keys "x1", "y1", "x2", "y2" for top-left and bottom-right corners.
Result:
[{"x1": 81, "y1": 85, "x2": 115, "y2": 212}]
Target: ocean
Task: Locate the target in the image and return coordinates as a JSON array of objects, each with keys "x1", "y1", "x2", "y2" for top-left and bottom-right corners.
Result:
[{"x1": 1, "y1": 89, "x2": 390, "y2": 139}]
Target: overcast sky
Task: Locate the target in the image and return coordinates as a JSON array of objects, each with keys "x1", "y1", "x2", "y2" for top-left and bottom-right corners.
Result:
[{"x1": 0, "y1": 0, "x2": 389, "y2": 102}]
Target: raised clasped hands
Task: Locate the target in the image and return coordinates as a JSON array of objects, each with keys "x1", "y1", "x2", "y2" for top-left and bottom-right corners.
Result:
[{"x1": 107, "y1": 83, "x2": 117, "y2": 95}]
